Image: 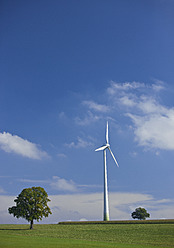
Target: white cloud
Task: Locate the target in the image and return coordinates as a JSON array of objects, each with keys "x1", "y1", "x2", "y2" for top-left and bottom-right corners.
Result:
[
  {"x1": 137, "y1": 96, "x2": 167, "y2": 114},
  {"x1": 18, "y1": 176, "x2": 102, "y2": 193},
  {"x1": 50, "y1": 176, "x2": 77, "y2": 192},
  {"x1": 17, "y1": 177, "x2": 76, "y2": 192},
  {"x1": 82, "y1": 100, "x2": 110, "y2": 113},
  {"x1": 108, "y1": 80, "x2": 165, "y2": 96},
  {"x1": 57, "y1": 153, "x2": 67, "y2": 158},
  {"x1": 75, "y1": 111, "x2": 101, "y2": 126},
  {"x1": 2, "y1": 192, "x2": 173, "y2": 223},
  {"x1": 0, "y1": 132, "x2": 48, "y2": 160},
  {"x1": 18, "y1": 178, "x2": 48, "y2": 184},
  {"x1": 120, "y1": 95, "x2": 136, "y2": 107},
  {"x1": 151, "y1": 79, "x2": 165, "y2": 92},
  {"x1": 59, "y1": 111, "x2": 66, "y2": 119},
  {"x1": 106, "y1": 80, "x2": 174, "y2": 151},
  {"x1": 65, "y1": 136, "x2": 94, "y2": 149},
  {"x1": 107, "y1": 81, "x2": 145, "y2": 95},
  {"x1": 75, "y1": 100, "x2": 109, "y2": 127},
  {"x1": 73, "y1": 80, "x2": 173, "y2": 152},
  {"x1": 128, "y1": 110, "x2": 174, "y2": 150},
  {"x1": 0, "y1": 187, "x2": 6, "y2": 194},
  {"x1": 72, "y1": 80, "x2": 174, "y2": 152},
  {"x1": 129, "y1": 151, "x2": 137, "y2": 157},
  {"x1": 120, "y1": 95, "x2": 167, "y2": 115}
]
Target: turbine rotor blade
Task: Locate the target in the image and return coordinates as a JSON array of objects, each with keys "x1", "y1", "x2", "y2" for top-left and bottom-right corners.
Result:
[
  {"x1": 95, "y1": 145, "x2": 108, "y2": 151},
  {"x1": 106, "y1": 121, "x2": 109, "y2": 144},
  {"x1": 108, "y1": 147, "x2": 119, "y2": 167}
]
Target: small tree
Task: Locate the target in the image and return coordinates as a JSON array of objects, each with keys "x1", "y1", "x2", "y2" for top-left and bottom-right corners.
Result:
[
  {"x1": 131, "y1": 207, "x2": 150, "y2": 220},
  {"x1": 8, "y1": 187, "x2": 52, "y2": 229}
]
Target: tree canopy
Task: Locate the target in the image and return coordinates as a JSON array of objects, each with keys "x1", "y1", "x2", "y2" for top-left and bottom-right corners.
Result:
[
  {"x1": 8, "y1": 187, "x2": 52, "y2": 229},
  {"x1": 131, "y1": 207, "x2": 150, "y2": 220}
]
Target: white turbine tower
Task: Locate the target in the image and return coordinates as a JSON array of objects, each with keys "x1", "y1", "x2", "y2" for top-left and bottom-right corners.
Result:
[{"x1": 95, "y1": 121, "x2": 119, "y2": 221}]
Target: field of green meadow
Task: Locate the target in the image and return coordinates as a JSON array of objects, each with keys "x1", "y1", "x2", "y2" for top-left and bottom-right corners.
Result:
[{"x1": 0, "y1": 220, "x2": 174, "y2": 248}]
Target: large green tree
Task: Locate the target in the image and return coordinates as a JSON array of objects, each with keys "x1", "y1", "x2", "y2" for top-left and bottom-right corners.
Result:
[
  {"x1": 131, "y1": 207, "x2": 150, "y2": 220},
  {"x1": 8, "y1": 187, "x2": 52, "y2": 229}
]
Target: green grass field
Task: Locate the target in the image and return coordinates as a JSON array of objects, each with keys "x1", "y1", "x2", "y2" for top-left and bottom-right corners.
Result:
[{"x1": 0, "y1": 222, "x2": 174, "y2": 248}]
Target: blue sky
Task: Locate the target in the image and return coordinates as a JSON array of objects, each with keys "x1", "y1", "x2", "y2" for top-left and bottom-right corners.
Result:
[{"x1": 0, "y1": 0, "x2": 174, "y2": 223}]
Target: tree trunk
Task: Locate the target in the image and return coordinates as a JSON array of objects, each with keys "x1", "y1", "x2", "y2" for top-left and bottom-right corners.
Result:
[{"x1": 30, "y1": 220, "x2": 34, "y2": 229}]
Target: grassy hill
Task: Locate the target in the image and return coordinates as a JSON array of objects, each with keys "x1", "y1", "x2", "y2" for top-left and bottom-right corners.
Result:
[{"x1": 0, "y1": 220, "x2": 174, "y2": 248}]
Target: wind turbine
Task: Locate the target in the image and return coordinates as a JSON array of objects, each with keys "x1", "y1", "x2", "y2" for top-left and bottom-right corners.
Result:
[{"x1": 95, "y1": 121, "x2": 119, "y2": 221}]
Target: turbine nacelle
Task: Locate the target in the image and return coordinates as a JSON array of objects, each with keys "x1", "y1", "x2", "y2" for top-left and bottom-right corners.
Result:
[{"x1": 95, "y1": 144, "x2": 110, "y2": 152}]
